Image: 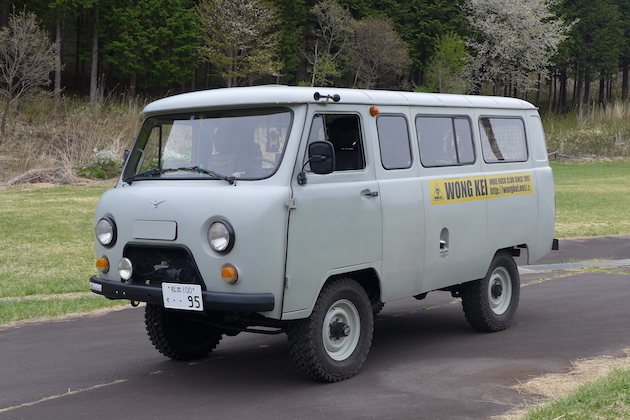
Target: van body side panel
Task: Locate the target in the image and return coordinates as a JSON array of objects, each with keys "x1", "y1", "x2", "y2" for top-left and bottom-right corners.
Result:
[
  {"x1": 528, "y1": 114, "x2": 555, "y2": 263},
  {"x1": 420, "y1": 168, "x2": 489, "y2": 291},
  {"x1": 282, "y1": 106, "x2": 383, "y2": 319},
  {"x1": 472, "y1": 110, "x2": 536, "y2": 268},
  {"x1": 370, "y1": 106, "x2": 425, "y2": 301},
  {"x1": 415, "y1": 108, "x2": 488, "y2": 291}
]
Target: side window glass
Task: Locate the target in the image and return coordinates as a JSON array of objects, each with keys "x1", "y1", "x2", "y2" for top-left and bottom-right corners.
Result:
[
  {"x1": 479, "y1": 117, "x2": 528, "y2": 163},
  {"x1": 416, "y1": 116, "x2": 457, "y2": 167},
  {"x1": 377, "y1": 115, "x2": 412, "y2": 170},
  {"x1": 306, "y1": 114, "x2": 365, "y2": 171},
  {"x1": 454, "y1": 117, "x2": 475, "y2": 164},
  {"x1": 416, "y1": 116, "x2": 475, "y2": 167}
]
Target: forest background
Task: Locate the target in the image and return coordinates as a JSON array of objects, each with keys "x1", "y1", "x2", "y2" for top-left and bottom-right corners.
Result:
[{"x1": 0, "y1": 0, "x2": 629, "y2": 183}]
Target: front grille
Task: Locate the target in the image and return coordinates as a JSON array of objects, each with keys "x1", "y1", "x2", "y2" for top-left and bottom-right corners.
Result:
[{"x1": 123, "y1": 244, "x2": 204, "y2": 289}]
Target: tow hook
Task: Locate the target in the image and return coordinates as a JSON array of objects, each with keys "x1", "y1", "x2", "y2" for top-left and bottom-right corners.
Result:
[{"x1": 130, "y1": 300, "x2": 140, "y2": 307}]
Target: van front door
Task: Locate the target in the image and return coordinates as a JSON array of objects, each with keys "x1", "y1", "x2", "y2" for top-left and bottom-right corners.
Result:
[{"x1": 282, "y1": 110, "x2": 382, "y2": 318}]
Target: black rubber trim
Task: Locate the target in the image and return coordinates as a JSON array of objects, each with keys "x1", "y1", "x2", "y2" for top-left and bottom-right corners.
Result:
[{"x1": 89, "y1": 276, "x2": 274, "y2": 312}]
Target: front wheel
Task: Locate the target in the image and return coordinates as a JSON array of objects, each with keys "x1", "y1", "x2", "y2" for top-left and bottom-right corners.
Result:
[
  {"x1": 145, "y1": 304, "x2": 223, "y2": 361},
  {"x1": 460, "y1": 251, "x2": 520, "y2": 332},
  {"x1": 287, "y1": 278, "x2": 374, "y2": 382}
]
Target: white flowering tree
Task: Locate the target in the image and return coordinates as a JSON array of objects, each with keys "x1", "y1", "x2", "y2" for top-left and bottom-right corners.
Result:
[
  {"x1": 0, "y1": 11, "x2": 56, "y2": 135},
  {"x1": 197, "y1": 0, "x2": 283, "y2": 87},
  {"x1": 464, "y1": 0, "x2": 573, "y2": 96}
]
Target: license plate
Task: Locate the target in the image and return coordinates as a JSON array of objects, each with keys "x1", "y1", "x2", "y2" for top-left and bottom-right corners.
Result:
[{"x1": 162, "y1": 283, "x2": 203, "y2": 311}]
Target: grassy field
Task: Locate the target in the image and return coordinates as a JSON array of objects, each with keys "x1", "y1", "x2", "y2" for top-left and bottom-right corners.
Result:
[
  {"x1": 1, "y1": 159, "x2": 628, "y2": 324},
  {"x1": 551, "y1": 158, "x2": 630, "y2": 237},
  {"x1": 522, "y1": 367, "x2": 630, "y2": 419},
  {"x1": 0, "y1": 184, "x2": 125, "y2": 325}
]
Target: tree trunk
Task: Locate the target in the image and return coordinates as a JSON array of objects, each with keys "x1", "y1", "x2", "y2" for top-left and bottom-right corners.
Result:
[
  {"x1": 129, "y1": 72, "x2": 137, "y2": 97},
  {"x1": 558, "y1": 70, "x2": 567, "y2": 113},
  {"x1": 1, "y1": 95, "x2": 12, "y2": 135},
  {"x1": 584, "y1": 73, "x2": 591, "y2": 109},
  {"x1": 623, "y1": 58, "x2": 629, "y2": 102},
  {"x1": 576, "y1": 71, "x2": 584, "y2": 118},
  {"x1": 54, "y1": 14, "x2": 63, "y2": 106},
  {"x1": 89, "y1": 6, "x2": 100, "y2": 103}
]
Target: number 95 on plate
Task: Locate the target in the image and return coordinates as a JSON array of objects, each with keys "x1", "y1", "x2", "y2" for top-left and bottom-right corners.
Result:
[{"x1": 162, "y1": 282, "x2": 204, "y2": 311}]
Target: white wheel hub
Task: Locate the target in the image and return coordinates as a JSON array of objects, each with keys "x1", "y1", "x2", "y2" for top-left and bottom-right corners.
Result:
[
  {"x1": 323, "y1": 298, "x2": 360, "y2": 361},
  {"x1": 487, "y1": 266, "x2": 512, "y2": 315}
]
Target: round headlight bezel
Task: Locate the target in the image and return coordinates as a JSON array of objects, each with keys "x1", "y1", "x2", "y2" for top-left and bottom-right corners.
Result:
[
  {"x1": 95, "y1": 217, "x2": 117, "y2": 247},
  {"x1": 208, "y1": 220, "x2": 235, "y2": 253},
  {"x1": 118, "y1": 257, "x2": 133, "y2": 280}
]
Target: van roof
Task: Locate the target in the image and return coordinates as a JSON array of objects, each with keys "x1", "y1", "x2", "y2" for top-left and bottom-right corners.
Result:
[{"x1": 142, "y1": 85, "x2": 537, "y2": 115}]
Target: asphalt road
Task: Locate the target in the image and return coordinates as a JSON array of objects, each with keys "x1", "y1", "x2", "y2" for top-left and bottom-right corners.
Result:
[{"x1": 1, "y1": 236, "x2": 629, "y2": 419}]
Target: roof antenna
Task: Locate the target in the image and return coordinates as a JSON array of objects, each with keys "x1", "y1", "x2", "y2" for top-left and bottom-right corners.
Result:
[{"x1": 313, "y1": 92, "x2": 341, "y2": 103}]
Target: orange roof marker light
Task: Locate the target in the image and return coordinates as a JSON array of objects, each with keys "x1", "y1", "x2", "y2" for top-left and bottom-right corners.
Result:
[{"x1": 370, "y1": 106, "x2": 380, "y2": 116}]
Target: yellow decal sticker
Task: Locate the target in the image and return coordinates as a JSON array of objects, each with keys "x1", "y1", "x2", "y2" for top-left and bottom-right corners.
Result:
[{"x1": 429, "y1": 172, "x2": 533, "y2": 205}]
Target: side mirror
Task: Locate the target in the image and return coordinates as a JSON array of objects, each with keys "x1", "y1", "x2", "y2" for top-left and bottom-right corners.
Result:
[{"x1": 308, "y1": 141, "x2": 335, "y2": 174}]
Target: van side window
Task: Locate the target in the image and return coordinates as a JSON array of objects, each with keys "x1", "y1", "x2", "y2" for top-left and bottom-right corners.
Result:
[
  {"x1": 479, "y1": 117, "x2": 528, "y2": 163},
  {"x1": 376, "y1": 115, "x2": 412, "y2": 170},
  {"x1": 416, "y1": 116, "x2": 475, "y2": 167},
  {"x1": 307, "y1": 114, "x2": 365, "y2": 171}
]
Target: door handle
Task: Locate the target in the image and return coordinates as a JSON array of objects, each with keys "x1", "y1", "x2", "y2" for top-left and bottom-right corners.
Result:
[{"x1": 362, "y1": 190, "x2": 379, "y2": 197}]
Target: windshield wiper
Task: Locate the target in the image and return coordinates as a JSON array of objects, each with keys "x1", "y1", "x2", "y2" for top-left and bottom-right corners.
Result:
[
  {"x1": 124, "y1": 166, "x2": 236, "y2": 185},
  {"x1": 124, "y1": 167, "x2": 177, "y2": 184},
  {"x1": 176, "y1": 166, "x2": 236, "y2": 185}
]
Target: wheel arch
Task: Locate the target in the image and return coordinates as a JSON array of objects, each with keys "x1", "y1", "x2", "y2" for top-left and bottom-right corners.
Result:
[{"x1": 326, "y1": 268, "x2": 382, "y2": 308}]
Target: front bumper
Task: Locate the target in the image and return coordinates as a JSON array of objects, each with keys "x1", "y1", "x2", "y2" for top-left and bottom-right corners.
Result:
[{"x1": 89, "y1": 276, "x2": 274, "y2": 312}]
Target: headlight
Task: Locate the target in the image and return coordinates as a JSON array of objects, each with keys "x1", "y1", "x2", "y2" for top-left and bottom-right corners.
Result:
[
  {"x1": 95, "y1": 217, "x2": 117, "y2": 247},
  {"x1": 208, "y1": 220, "x2": 235, "y2": 253},
  {"x1": 118, "y1": 258, "x2": 133, "y2": 280}
]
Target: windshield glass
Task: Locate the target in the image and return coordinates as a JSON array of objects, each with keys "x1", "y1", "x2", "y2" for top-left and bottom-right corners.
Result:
[{"x1": 123, "y1": 108, "x2": 292, "y2": 182}]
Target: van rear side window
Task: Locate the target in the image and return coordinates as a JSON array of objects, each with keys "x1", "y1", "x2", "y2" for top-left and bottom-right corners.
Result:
[
  {"x1": 376, "y1": 115, "x2": 412, "y2": 170},
  {"x1": 479, "y1": 117, "x2": 528, "y2": 163},
  {"x1": 416, "y1": 116, "x2": 475, "y2": 167}
]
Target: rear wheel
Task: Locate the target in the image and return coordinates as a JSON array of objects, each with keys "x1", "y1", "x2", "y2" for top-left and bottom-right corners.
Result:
[
  {"x1": 287, "y1": 278, "x2": 374, "y2": 382},
  {"x1": 145, "y1": 304, "x2": 223, "y2": 360},
  {"x1": 460, "y1": 251, "x2": 520, "y2": 332}
]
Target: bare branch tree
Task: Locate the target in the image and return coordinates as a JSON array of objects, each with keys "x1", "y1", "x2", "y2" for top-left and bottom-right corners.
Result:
[
  {"x1": 350, "y1": 15, "x2": 410, "y2": 89},
  {"x1": 307, "y1": 0, "x2": 354, "y2": 86},
  {"x1": 0, "y1": 11, "x2": 56, "y2": 135}
]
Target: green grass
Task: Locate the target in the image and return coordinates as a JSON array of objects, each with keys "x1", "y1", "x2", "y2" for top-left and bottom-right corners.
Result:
[
  {"x1": 523, "y1": 368, "x2": 630, "y2": 420},
  {"x1": 543, "y1": 102, "x2": 630, "y2": 157},
  {"x1": 0, "y1": 160, "x2": 628, "y2": 323},
  {"x1": 551, "y1": 159, "x2": 630, "y2": 238},
  {"x1": 0, "y1": 184, "x2": 127, "y2": 324}
]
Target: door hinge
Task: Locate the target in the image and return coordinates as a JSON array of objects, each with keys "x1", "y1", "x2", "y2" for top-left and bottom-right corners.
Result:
[
  {"x1": 286, "y1": 198, "x2": 297, "y2": 209},
  {"x1": 284, "y1": 276, "x2": 291, "y2": 288}
]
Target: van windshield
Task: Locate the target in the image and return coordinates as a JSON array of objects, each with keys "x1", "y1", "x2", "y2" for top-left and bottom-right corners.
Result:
[{"x1": 123, "y1": 108, "x2": 292, "y2": 183}]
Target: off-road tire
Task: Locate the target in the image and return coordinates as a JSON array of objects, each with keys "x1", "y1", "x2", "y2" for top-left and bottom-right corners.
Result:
[
  {"x1": 145, "y1": 304, "x2": 223, "y2": 361},
  {"x1": 460, "y1": 251, "x2": 520, "y2": 332},
  {"x1": 287, "y1": 278, "x2": 374, "y2": 382}
]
